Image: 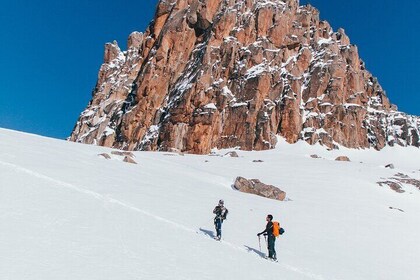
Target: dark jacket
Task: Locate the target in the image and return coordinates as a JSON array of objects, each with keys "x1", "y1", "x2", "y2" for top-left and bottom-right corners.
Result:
[
  {"x1": 259, "y1": 221, "x2": 274, "y2": 237},
  {"x1": 213, "y1": 205, "x2": 228, "y2": 220}
]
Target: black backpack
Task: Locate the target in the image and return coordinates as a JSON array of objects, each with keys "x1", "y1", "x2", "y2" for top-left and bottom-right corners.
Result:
[{"x1": 279, "y1": 227, "x2": 285, "y2": 235}]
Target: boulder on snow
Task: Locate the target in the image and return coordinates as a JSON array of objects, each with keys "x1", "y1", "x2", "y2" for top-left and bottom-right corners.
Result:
[
  {"x1": 111, "y1": 150, "x2": 135, "y2": 158},
  {"x1": 310, "y1": 154, "x2": 321, "y2": 159},
  {"x1": 377, "y1": 181, "x2": 404, "y2": 193},
  {"x1": 225, "y1": 151, "x2": 239, "y2": 157},
  {"x1": 389, "y1": 206, "x2": 404, "y2": 212},
  {"x1": 98, "y1": 153, "x2": 111, "y2": 159},
  {"x1": 252, "y1": 160, "x2": 264, "y2": 162},
  {"x1": 233, "y1": 177, "x2": 286, "y2": 201},
  {"x1": 385, "y1": 163, "x2": 395, "y2": 169},
  {"x1": 335, "y1": 156, "x2": 350, "y2": 162},
  {"x1": 123, "y1": 156, "x2": 137, "y2": 164}
]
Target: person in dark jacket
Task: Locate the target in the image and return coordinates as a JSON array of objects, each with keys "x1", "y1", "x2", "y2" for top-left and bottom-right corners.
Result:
[
  {"x1": 257, "y1": 214, "x2": 276, "y2": 260},
  {"x1": 213, "y1": 199, "x2": 228, "y2": 240}
]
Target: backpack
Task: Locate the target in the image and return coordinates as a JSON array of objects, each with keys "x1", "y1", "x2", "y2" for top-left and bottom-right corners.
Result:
[
  {"x1": 272, "y1": 221, "x2": 285, "y2": 237},
  {"x1": 279, "y1": 227, "x2": 285, "y2": 235},
  {"x1": 272, "y1": 221, "x2": 280, "y2": 237}
]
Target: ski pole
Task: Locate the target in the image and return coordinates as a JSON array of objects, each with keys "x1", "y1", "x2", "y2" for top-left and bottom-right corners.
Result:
[{"x1": 258, "y1": 235, "x2": 261, "y2": 252}]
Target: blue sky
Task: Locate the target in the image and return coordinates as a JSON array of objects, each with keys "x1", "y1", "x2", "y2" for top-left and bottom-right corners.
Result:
[{"x1": 0, "y1": 0, "x2": 418, "y2": 139}]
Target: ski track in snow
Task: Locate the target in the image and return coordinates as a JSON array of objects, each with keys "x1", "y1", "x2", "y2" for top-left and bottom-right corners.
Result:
[
  {"x1": 0, "y1": 159, "x2": 327, "y2": 280},
  {"x1": 0, "y1": 160, "x2": 194, "y2": 233}
]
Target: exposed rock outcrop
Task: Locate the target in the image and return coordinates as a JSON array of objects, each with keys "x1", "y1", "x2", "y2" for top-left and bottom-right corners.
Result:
[
  {"x1": 378, "y1": 181, "x2": 405, "y2": 193},
  {"x1": 385, "y1": 163, "x2": 395, "y2": 169},
  {"x1": 377, "y1": 173, "x2": 420, "y2": 193},
  {"x1": 98, "y1": 150, "x2": 137, "y2": 163},
  {"x1": 389, "y1": 206, "x2": 404, "y2": 212},
  {"x1": 123, "y1": 156, "x2": 137, "y2": 164},
  {"x1": 98, "y1": 153, "x2": 111, "y2": 159},
  {"x1": 335, "y1": 156, "x2": 350, "y2": 162},
  {"x1": 225, "y1": 151, "x2": 239, "y2": 157},
  {"x1": 233, "y1": 176, "x2": 286, "y2": 201},
  {"x1": 111, "y1": 150, "x2": 135, "y2": 157},
  {"x1": 70, "y1": 0, "x2": 420, "y2": 153}
]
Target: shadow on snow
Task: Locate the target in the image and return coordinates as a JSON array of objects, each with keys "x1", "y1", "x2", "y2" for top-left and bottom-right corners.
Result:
[
  {"x1": 244, "y1": 245, "x2": 265, "y2": 258},
  {"x1": 199, "y1": 227, "x2": 216, "y2": 238}
]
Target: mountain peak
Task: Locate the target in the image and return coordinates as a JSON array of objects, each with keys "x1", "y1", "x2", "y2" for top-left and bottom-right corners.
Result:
[{"x1": 70, "y1": 0, "x2": 420, "y2": 153}]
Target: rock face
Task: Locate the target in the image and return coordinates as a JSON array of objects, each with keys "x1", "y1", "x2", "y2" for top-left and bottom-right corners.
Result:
[
  {"x1": 69, "y1": 0, "x2": 420, "y2": 153},
  {"x1": 233, "y1": 176, "x2": 286, "y2": 201}
]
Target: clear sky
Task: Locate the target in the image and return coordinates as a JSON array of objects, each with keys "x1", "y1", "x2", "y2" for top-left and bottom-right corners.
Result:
[{"x1": 0, "y1": 0, "x2": 418, "y2": 139}]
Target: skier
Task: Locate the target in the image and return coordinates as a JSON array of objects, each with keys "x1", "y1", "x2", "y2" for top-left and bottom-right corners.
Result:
[
  {"x1": 257, "y1": 214, "x2": 277, "y2": 261},
  {"x1": 213, "y1": 199, "x2": 228, "y2": 240}
]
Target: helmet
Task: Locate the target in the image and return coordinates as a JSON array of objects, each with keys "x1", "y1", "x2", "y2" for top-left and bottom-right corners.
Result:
[{"x1": 219, "y1": 199, "x2": 224, "y2": 205}]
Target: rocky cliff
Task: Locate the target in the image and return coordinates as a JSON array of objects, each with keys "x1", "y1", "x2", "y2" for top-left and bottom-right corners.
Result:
[{"x1": 69, "y1": 0, "x2": 420, "y2": 153}]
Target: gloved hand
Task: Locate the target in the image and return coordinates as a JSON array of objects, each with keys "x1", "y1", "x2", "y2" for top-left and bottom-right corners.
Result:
[{"x1": 257, "y1": 233, "x2": 261, "y2": 236}]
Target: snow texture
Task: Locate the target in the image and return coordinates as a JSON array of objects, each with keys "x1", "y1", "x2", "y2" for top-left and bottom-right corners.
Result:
[{"x1": 1, "y1": 128, "x2": 420, "y2": 280}]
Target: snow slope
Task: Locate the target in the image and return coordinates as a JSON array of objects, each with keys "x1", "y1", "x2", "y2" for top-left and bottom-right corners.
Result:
[{"x1": 1, "y1": 128, "x2": 419, "y2": 280}]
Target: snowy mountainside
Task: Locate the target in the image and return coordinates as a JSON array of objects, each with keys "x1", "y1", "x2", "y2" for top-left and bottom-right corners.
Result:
[{"x1": 1, "y1": 128, "x2": 420, "y2": 279}]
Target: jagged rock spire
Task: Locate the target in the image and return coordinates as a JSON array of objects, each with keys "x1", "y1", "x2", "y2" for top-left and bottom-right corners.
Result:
[{"x1": 69, "y1": 0, "x2": 420, "y2": 153}]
